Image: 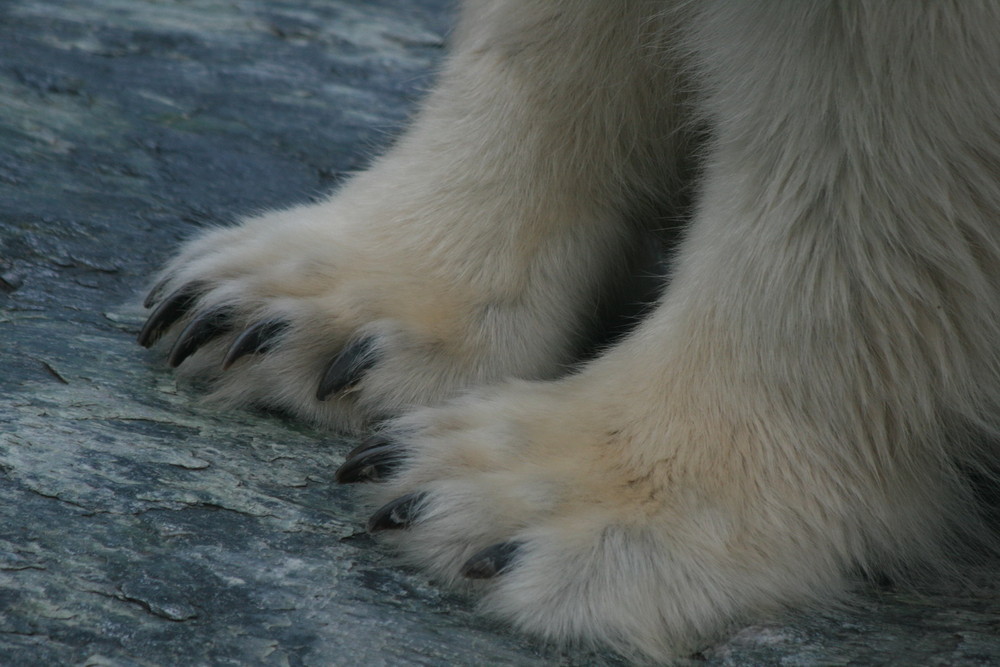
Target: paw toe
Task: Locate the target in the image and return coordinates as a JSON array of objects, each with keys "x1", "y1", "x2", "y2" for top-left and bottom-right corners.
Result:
[
  {"x1": 137, "y1": 282, "x2": 203, "y2": 347},
  {"x1": 368, "y1": 491, "x2": 427, "y2": 532},
  {"x1": 168, "y1": 307, "x2": 234, "y2": 367},
  {"x1": 221, "y1": 319, "x2": 290, "y2": 370},
  {"x1": 316, "y1": 336, "x2": 379, "y2": 400},
  {"x1": 461, "y1": 541, "x2": 522, "y2": 579},
  {"x1": 335, "y1": 438, "x2": 407, "y2": 483}
]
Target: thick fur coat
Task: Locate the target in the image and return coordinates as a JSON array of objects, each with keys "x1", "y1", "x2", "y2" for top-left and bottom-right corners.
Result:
[{"x1": 139, "y1": 1, "x2": 1000, "y2": 661}]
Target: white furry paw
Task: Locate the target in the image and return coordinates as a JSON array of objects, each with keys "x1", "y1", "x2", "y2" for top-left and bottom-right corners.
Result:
[
  {"x1": 138, "y1": 199, "x2": 586, "y2": 430},
  {"x1": 334, "y1": 380, "x2": 791, "y2": 662}
]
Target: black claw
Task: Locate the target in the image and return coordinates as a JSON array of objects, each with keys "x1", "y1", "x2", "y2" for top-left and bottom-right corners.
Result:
[
  {"x1": 168, "y1": 307, "x2": 233, "y2": 367},
  {"x1": 137, "y1": 283, "x2": 202, "y2": 348},
  {"x1": 461, "y1": 542, "x2": 522, "y2": 580},
  {"x1": 316, "y1": 337, "x2": 378, "y2": 400},
  {"x1": 367, "y1": 492, "x2": 426, "y2": 533},
  {"x1": 143, "y1": 276, "x2": 171, "y2": 309},
  {"x1": 222, "y1": 319, "x2": 289, "y2": 370},
  {"x1": 335, "y1": 441, "x2": 406, "y2": 484},
  {"x1": 345, "y1": 434, "x2": 396, "y2": 461}
]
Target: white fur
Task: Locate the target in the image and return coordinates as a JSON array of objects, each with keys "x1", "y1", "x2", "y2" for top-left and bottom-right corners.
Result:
[{"x1": 146, "y1": 1, "x2": 1000, "y2": 661}]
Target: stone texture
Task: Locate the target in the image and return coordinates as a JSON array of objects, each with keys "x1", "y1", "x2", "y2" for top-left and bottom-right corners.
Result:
[{"x1": 0, "y1": 1, "x2": 997, "y2": 664}]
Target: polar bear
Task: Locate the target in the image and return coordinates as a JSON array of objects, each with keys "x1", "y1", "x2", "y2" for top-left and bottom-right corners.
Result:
[{"x1": 138, "y1": 1, "x2": 1000, "y2": 661}]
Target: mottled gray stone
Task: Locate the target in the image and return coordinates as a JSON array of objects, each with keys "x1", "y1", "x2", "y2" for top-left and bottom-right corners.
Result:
[{"x1": 0, "y1": 1, "x2": 997, "y2": 665}]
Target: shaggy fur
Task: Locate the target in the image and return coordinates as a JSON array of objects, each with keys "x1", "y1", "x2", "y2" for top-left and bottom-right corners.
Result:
[{"x1": 142, "y1": 1, "x2": 1000, "y2": 661}]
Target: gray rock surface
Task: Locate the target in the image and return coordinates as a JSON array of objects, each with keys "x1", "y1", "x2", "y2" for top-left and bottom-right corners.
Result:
[{"x1": 0, "y1": 1, "x2": 997, "y2": 665}]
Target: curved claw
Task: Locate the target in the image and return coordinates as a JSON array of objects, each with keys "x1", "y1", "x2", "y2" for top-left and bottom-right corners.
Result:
[
  {"x1": 143, "y1": 276, "x2": 171, "y2": 309},
  {"x1": 345, "y1": 434, "x2": 396, "y2": 461},
  {"x1": 137, "y1": 283, "x2": 202, "y2": 348},
  {"x1": 461, "y1": 542, "x2": 522, "y2": 579},
  {"x1": 222, "y1": 319, "x2": 289, "y2": 370},
  {"x1": 316, "y1": 336, "x2": 378, "y2": 400},
  {"x1": 168, "y1": 307, "x2": 233, "y2": 367},
  {"x1": 335, "y1": 440, "x2": 406, "y2": 484},
  {"x1": 368, "y1": 492, "x2": 427, "y2": 533}
]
